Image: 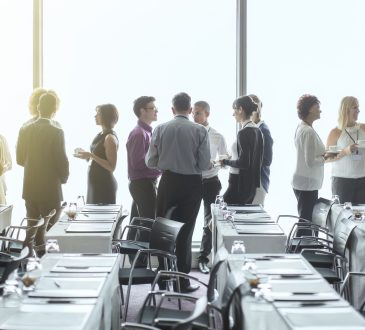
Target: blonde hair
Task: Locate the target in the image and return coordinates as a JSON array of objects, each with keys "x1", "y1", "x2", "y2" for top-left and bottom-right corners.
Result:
[
  {"x1": 0, "y1": 135, "x2": 12, "y2": 176},
  {"x1": 338, "y1": 96, "x2": 359, "y2": 130},
  {"x1": 28, "y1": 88, "x2": 60, "y2": 117}
]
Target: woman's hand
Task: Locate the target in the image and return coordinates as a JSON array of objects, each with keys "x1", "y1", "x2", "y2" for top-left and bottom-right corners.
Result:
[
  {"x1": 76, "y1": 151, "x2": 93, "y2": 160},
  {"x1": 338, "y1": 143, "x2": 357, "y2": 158}
]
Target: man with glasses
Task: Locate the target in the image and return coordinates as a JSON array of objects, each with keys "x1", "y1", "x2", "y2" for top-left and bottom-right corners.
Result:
[
  {"x1": 192, "y1": 101, "x2": 228, "y2": 274},
  {"x1": 127, "y1": 96, "x2": 161, "y2": 221},
  {"x1": 146, "y1": 92, "x2": 211, "y2": 292}
]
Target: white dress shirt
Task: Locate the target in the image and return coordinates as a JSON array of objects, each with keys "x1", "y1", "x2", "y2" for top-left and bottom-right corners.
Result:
[{"x1": 202, "y1": 125, "x2": 228, "y2": 179}]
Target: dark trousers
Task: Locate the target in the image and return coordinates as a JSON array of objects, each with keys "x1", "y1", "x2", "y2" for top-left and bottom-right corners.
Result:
[
  {"x1": 293, "y1": 189, "x2": 318, "y2": 237},
  {"x1": 157, "y1": 171, "x2": 202, "y2": 286},
  {"x1": 25, "y1": 199, "x2": 61, "y2": 248},
  {"x1": 199, "y1": 176, "x2": 221, "y2": 263},
  {"x1": 332, "y1": 176, "x2": 365, "y2": 205},
  {"x1": 129, "y1": 178, "x2": 158, "y2": 220},
  {"x1": 128, "y1": 178, "x2": 158, "y2": 266}
]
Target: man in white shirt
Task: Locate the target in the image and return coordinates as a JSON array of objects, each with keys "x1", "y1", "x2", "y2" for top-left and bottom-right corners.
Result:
[
  {"x1": 193, "y1": 101, "x2": 228, "y2": 274},
  {"x1": 146, "y1": 92, "x2": 211, "y2": 292}
]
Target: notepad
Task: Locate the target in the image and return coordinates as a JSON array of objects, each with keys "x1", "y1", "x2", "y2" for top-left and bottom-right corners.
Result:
[{"x1": 66, "y1": 222, "x2": 114, "y2": 233}]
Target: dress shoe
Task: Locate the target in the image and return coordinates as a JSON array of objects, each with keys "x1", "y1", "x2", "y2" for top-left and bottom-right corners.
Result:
[
  {"x1": 180, "y1": 284, "x2": 200, "y2": 293},
  {"x1": 198, "y1": 261, "x2": 210, "y2": 274}
]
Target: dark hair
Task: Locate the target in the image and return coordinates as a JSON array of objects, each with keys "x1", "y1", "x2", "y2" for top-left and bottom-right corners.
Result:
[
  {"x1": 133, "y1": 96, "x2": 156, "y2": 118},
  {"x1": 297, "y1": 94, "x2": 320, "y2": 120},
  {"x1": 233, "y1": 95, "x2": 258, "y2": 117},
  {"x1": 38, "y1": 93, "x2": 57, "y2": 118},
  {"x1": 97, "y1": 104, "x2": 119, "y2": 129},
  {"x1": 172, "y1": 92, "x2": 191, "y2": 113},
  {"x1": 194, "y1": 101, "x2": 210, "y2": 113}
]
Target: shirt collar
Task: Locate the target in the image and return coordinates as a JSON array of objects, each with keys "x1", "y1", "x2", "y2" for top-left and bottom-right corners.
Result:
[
  {"x1": 137, "y1": 119, "x2": 152, "y2": 133},
  {"x1": 174, "y1": 114, "x2": 189, "y2": 120}
]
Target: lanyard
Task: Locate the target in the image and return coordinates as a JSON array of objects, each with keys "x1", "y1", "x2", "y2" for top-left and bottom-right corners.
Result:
[{"x1": 344, "y1": 128, "x2": 359, "y2": 154}]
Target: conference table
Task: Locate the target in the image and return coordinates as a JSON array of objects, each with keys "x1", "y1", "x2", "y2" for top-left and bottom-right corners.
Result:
[
  {"x1": 225, "y1": 253, "x2": 365, "y2": 330},
  {"x1": 212, "y1": 204, "x2": 287, "y2": 259},
  {"x1": 46, "y1": 204, "x2": 125, "y2": 253},
  {"x1": 0, "y1": 253, "x2": 121, "y2": 330}
]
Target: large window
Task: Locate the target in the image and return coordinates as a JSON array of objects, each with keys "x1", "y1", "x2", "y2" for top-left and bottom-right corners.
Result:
[
  {"x1": 0, "y1": 1, "x2": 33, "y2": 211},
  {"x1": 247, "y1": 0, "x2": 365, "y2": 218},
  {"x1": 43, "y1": 0, "x2": 236, "y2": 240}
]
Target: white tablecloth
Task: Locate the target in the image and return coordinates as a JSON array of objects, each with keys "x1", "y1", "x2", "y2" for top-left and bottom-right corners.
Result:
[
  {"x1": 0, "y1": 253, "x2": 121, "y2": 330},
  {"x1": 212, "y1": 205, "x2": 287, "y2": 257}
]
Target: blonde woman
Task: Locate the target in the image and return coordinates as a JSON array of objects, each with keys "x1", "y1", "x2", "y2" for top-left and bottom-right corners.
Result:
[
  {"x1": 327, "y1": 96, "x2": 365, "y2": 204},
  {"x1": 23, "y1": 87, "x2": 61, "y2": 128},
  {"x1": 0, "y1": 135, "x2": 12, "y2": 204}
]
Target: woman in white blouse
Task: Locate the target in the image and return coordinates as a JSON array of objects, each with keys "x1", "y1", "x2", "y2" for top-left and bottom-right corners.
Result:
[
  {"x1": 292, "y1": 95, "x2": 332, "y2": 228},
  {"x1": 326, "y1": 96, "x2": 365, "y2": 204}
]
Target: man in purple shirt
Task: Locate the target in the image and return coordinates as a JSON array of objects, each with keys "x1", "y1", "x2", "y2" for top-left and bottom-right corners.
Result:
[{"x1": 126, "y1": 96, "x2": 161, "y2": 221}]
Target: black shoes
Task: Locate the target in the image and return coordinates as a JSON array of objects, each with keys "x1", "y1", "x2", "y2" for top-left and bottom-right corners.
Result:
[
  {"x1": 198, "y1": 261, "x2": 210, "y2": 274},
  {"x1": 180, "y1": 284, "x2": 200, "y2": 293}
]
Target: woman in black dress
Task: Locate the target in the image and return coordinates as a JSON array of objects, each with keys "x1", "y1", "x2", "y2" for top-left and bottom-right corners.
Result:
[{"x1": 77, "y1": 104, "x2": 119, "y2": 204}]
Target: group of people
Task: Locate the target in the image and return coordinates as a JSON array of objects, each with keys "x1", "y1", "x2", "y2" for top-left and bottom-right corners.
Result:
[
  {"x1": 2, "y1": 88, "x2": 272, "y2": 292},
  {"x1": 292, "y1": 94, "x2": 365, "y2": 227},
  {"x1": 3, "y1": 87, "x2": 363, "y2": 290}
]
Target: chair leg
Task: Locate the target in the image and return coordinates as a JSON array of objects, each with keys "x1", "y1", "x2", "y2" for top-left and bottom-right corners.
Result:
[{"x1": 123, "y1": 281, "x2": 133, "y2": 321}]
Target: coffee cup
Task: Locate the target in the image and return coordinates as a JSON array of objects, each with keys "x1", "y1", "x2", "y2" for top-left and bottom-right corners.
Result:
[{"x1": 74, "y1": 147, "x2": 84, "y2": 155}]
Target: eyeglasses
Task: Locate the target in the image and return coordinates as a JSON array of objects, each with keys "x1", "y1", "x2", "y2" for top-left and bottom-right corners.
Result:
[{"x1": 143, "y1": 107, "x2": 158, "y2": 111}]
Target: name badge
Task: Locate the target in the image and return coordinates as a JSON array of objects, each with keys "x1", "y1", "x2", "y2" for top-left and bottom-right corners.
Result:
[{"x1": 351, "y1": 154, "x2": 362, "y2": 161}]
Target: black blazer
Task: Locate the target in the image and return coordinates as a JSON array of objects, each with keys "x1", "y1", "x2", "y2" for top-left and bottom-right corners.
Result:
[
  {"x1": 16, "y1": 118, "x2": 69, "y2": 205},
  {"x1": 224, "y1": 125, "x2": 264, "y2": 203}
]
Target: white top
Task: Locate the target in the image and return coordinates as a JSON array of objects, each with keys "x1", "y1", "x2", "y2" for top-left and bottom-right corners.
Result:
[
  {"x1": 203, "y1": 125, "x2": 228, "y2": 179},
  {"x1": 332, "y1": 125, "x2": 365, "y2": 179},
  {"x1": 229, "y1": 120, "x2": 257, "y2": 175},
  {"x1": 291, "y1": 122, "x2": 325, "y2": 190}
]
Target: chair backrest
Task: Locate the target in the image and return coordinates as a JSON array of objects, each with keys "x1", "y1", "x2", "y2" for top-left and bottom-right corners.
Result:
[
  {"x1": 150, "y1": 217, "x2": 184, "y2": 254},
  {"x1": 221, "y1": 270, "x2": 250, "y2": 330},
  {"x1": 312, "y1": 197, "x2": 333, "y2": 227},
  {"x1": 333, "y1": 217, "x2": 357, "y2": 256},
  {"x1": 172, "y1": 296, "x2": 208, "y2": 330},
  {"x1": 121, "y1": 323, "x2": 162, "y2": 330},
  {"x1": 112, "y1": 209, "x2": 129, "y2": 240},
  {"x1": 0, "y1": 205, "x2": 13, "y2": 233},
  {"x1": 0, "y1": 243, "x2": 29, "y2": 284},
  {"x1": 208, "y1": 246, "x2": 229, "y2": 302}
]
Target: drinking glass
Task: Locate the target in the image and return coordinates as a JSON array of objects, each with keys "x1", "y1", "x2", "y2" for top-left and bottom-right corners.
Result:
[
  {"x1": 22, "y1": 258, "x2": 42, "y2": 292},
  {"x1": 331, "y1": 194, "x2": 340, "y2": 204},
  {"x1": 65, "y1": 202, "x2": 77, "y2": 220},
  {"x1": 45, "y1": 239, "x2": 60, "y2": 253},
  {"x1": 223, "y1": 210, "x2": 236, "y2": 228},
  {"x1": 343, "y1": 202, "x2": 353, "y2": 210},
  {"x1": 1, "y1": 280, "x2": 22, "y2": 307},
  {"x1": 231, "y1": 240, "x2": 246, "y2": 254}
]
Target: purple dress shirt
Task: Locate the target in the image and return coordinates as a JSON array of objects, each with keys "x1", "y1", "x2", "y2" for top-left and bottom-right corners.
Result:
[{"x1": 126, "y1": 120, "x2": 161, "y2": 181}]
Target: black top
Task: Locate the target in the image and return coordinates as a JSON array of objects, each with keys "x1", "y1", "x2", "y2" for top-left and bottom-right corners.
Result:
[{"x1": 87, "y1": 130, "x2": 118, "y2": 204}]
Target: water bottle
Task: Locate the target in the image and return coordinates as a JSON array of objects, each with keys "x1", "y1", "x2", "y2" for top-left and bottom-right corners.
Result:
[{"x1": 231, "y1": 240, "x2": 246, "y2": 254}]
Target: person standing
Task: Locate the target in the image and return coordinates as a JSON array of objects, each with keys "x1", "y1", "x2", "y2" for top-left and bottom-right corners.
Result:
[
  {"x1": 146, "y1": 92, "x2": 211, "y2": 292},
  {"x1": 326, "y1": 96, "x2": 365, "y2": 204},
  {"x1": 76, "y1": 104, "x2": 119, "y2": 204},
  {"x1": 292, "y1": 94, "x2": 332, "y2": 235},
  {"x1": 221, "y1": 95, "x2": 264, "y2": 204},
  {"x1": 249, "y1": 94, "x2": 273, "y2": 206},
  {"x1": 0, "y1": 135, "x2": 12, "y2": 204},
  {"x1": 192, "y1": 101, "x2": 228, "y2": 274},
  {"x1": 16, "y1": 92, "x2": 69, "y2": 230},
  {"x1": 127, "y1": 96, "x2": 161, "y2": 220}
]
